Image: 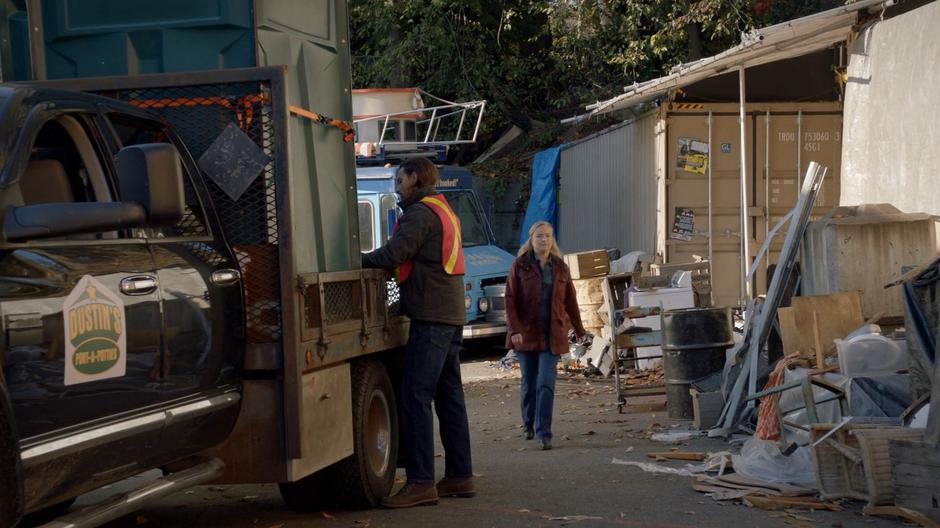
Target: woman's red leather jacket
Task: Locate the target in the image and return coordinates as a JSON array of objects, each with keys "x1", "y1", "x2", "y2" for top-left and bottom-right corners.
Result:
[{"x1": 505, "y1": 251, "x2": 586, "y2": 355}]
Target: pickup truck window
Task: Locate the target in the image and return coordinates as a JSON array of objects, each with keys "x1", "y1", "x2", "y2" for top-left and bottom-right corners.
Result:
[
  {"x1": 379, "y1": 193, "x2": 398, "y2": 241},
  {"x1": 23, "y1": 116, "x2": 110, "y2": 204},
  {"x1": 105, "y1": 113, "x2": 209, "y2": 238},
  {"x1": 358, "y1": 200, "x2": 374, "y2": 252}
]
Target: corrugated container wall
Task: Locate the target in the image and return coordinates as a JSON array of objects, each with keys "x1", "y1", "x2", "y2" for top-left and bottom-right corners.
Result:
[{"x1": 558, "y1": 111, "x2": 662, "y2": 257}]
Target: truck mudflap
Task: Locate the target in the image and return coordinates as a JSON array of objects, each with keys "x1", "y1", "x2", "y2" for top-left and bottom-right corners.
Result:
[{"x1": 462, "y1": 322, "x2": 507, "y2": 339}]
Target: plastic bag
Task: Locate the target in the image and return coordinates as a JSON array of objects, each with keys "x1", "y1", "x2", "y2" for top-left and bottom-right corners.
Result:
[{"x1": 730, "y1": 437, "x2": 816, "y2": 488}]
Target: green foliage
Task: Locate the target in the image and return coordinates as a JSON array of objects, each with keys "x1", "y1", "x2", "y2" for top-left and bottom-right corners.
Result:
[{"x1": 350, "y1": 0, "x2": 839, "y2": 203}]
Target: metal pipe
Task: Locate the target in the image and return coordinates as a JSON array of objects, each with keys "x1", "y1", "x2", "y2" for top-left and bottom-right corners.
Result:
[
  {"x1": 423, "y1": 108, "x2": 438, "y2": 142},
  {"x1": 471, "y1": 101, "x2": 486, "y2": 143},
  {"x1": 455, "y1": 107, "x2": 467, "y2": 142},
  {"x1": 380, "y1": 114, "x2": 391, "y2": 144},
  {"x1": 797, "y1": 109, "x2": 803, "y2": 183},
  {"x1": 764, "y1": 110, "x2": 770, "y2": 273},
  {"x1": 707, "y1": 112, "x2": 714, "y2": 290},
  {"x1": 738, "y1": 66, "x2": 751, "y2": 304}
]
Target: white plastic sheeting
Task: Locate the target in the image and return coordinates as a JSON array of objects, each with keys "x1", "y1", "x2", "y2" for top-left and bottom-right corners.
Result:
[{"x1": 841, "y1": 1, "x2": 940, "y2": 213}]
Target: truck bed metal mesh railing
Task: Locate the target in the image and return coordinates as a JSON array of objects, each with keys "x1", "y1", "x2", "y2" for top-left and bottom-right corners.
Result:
[
  {"x1": 386, "y1": 280, "x2": 401, "y2": 315},
  {"x1": 97, "y1": 81, "x2": 282, "y2": 343},
  {"x1": 323, "y1": 282, "x2": 355, "y2": 325},
  {"x1": 299, "y1": 272, "x2": 398, "y2": 342}
]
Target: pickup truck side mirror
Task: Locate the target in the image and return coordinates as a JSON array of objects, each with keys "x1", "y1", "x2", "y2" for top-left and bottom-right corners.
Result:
[
  {"x1": 4, "y1": 202, "x2": 147, "y2": 242},
  {"x1": 3, "y1": 143, "x2": 186, "y2": 243},
  {"x1": 116, "y1": 143, "x2": 185, "y2": 226}
]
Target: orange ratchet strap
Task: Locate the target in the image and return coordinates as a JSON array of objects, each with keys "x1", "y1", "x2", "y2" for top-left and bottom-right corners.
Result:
[{"x1": 289, "y1": 105, "x2": 356, "y2": 142}]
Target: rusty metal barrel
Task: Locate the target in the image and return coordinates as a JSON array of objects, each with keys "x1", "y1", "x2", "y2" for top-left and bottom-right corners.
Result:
[{"x1": 661, "y1": 307, "x2": 734, "y2": 419}]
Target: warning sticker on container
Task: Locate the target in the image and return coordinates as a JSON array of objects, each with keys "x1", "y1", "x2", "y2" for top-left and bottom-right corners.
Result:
[
  {"x1": 63, "y1": 275, "x2": 127, "y2": 385},
  {"x1": 671, "y1": 207, "x2": 695, "y2": 241},
  {"x1": 677, "y1": 137, "x2": 709, "y2": 174}
]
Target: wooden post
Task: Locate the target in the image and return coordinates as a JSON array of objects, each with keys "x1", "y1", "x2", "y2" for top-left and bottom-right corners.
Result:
[{"x1": 812, "y1": 311, "x2": 825, "y2": 369}]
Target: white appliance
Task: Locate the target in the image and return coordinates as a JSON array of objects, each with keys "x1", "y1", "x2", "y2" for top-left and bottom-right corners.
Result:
[{"x1": 627, "y1": 286, "x2": 695, "y2": 370}]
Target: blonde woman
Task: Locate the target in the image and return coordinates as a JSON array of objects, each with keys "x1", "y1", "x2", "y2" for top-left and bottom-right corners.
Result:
[{"x1": 504, "y1": 221, "x2": 586, "y2": 450}]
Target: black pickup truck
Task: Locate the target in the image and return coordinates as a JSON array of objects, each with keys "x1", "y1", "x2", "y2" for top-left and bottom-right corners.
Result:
[
  {"x1": 1, "y1": 71, "x2": 409, "y2": 528},
  {"x1": 0, "y1": 81, "x2": 247, "y2": 524}
]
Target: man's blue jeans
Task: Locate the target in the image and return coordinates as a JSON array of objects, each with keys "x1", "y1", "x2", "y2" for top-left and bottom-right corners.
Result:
[
  {"x1": 400, "y1": 321, "x2": 473, "y2": 484},
  {"x1": 517, "y1": 350, "x2": 559, "y2": 440}
]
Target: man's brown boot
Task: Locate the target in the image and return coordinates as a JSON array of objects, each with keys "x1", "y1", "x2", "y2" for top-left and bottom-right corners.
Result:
[
  {"x1": 436, "y1": 476, "x2": 476, "y2": 498},
  {"x1": 381, "y1": 482, "x2": 439, "y2": 508}
]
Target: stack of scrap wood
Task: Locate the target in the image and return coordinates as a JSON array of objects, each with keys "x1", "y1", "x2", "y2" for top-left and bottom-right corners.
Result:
[
  {"x1": 567, "y1": 250, "x2": 611, "y2": 357},
  {"x1": 564, "y1": 249, "x2": 610, "y2": 280},
  {"x1": 571, "y1": 275, "x2": 606, "y2": 336}
]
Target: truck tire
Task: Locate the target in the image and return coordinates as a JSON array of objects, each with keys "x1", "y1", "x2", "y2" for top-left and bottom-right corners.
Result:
[
  {"x1": 328, "y1": 360, "x2": 398, "y2": 508},
  {"x1": 0, "y1": 378, "x2": 23, "y2": 527},
  {"x1": 279, "y1": 360, "x2": 398, "y2": 510}
]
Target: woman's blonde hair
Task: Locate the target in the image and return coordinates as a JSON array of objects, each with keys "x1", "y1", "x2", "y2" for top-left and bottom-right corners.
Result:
[{"x1": 517, "y1": 220, "x2": 563, "y2": 259}]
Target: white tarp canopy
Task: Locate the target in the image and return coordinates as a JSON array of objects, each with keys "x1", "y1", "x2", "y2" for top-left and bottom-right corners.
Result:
[{"x1": 567, "y1": 0, "x2": 895, "y2": 122}]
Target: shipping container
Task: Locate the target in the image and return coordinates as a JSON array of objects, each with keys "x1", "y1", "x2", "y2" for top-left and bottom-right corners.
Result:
[
  {"x1": 558, "y1": 110, "x2": 663, "y2": 257},
  {"x1": 666, "y1": 101, "x2": 843, "y2": 307},
  {"x1": 557, "y1": 101, "x2": 842, "y2": 308}
]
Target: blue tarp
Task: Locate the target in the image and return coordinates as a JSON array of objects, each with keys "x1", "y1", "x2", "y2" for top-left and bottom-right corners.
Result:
[{"x1": 519, "y1": 145, "x2": 565, "y2": 247}]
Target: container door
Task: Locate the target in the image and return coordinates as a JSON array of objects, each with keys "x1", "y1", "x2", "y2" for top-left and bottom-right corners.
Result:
[
  {"x1": 667, "y1": 103, "x2": 842, "y2": 307},
  {"x1": 666, "y1": 110, "x2": 754, "y2": 308},
  {"x1": 753, "y1": 108, "x2": 842, "y2": 293}
]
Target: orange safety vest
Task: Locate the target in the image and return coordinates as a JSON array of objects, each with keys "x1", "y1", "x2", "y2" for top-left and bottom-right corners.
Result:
[{"x1": 396, "y1": 194, "x2": 466, "y2": 282}]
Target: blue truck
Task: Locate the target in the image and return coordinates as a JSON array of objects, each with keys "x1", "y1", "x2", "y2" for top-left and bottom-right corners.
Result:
[{"x1": 356, "y1": 165, "x2": 514, "y2": 339}]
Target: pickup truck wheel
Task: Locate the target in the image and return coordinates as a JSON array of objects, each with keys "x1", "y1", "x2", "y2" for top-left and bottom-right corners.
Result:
[{"x1": 328, "y1": 360, "x2": 398, "y2": 508}]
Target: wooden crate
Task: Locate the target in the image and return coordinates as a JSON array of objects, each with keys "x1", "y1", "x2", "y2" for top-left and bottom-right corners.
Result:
[
  {"x1": 811, "y1": 424, "x2": 924, "y2": 507},
  {"x1": 889, "y1": 440, "x2": 940, "y2": 523},
  {"x1": 572, "y1": 277, "x2": 606, "y2": 305},
  {"x1": 802, "y1": 205, "x2": 939, "y2": 318},
  {"x1": 564, "y1": 250, "x2": 610, "y2": 279}
]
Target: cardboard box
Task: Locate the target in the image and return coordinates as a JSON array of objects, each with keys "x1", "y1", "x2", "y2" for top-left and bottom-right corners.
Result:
[{"x1": 564, "y1": 250, "x2": 609, "y2": 279}]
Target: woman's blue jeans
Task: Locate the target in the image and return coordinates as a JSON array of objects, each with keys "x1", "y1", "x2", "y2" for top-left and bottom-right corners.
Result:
[{"x1": 516, "y1": 350, "x2": 559, "y2": 440}]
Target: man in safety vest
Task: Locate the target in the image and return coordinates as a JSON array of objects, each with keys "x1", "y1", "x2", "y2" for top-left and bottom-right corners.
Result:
[{"x1": 362, "y1": 157, "x2": 475, "y2": 508}]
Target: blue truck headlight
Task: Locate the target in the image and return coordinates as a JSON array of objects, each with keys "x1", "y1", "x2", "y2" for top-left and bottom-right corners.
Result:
[
  {"x1": 478, "y1": 297, "x2": 489, "y2": 313},
  {"x1": 464, "y1": 295, "x2": 471, "y2": 310}
]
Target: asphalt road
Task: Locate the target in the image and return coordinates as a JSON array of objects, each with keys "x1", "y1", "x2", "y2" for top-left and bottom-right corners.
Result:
[{"x1": 34, "y1": 359, "x2": 904, "y2": 528}]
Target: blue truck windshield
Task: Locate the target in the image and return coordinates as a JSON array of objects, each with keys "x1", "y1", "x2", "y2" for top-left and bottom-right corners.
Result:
[{"x1": 443, "y1": 190, "x2": 488, "y2": 247}]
